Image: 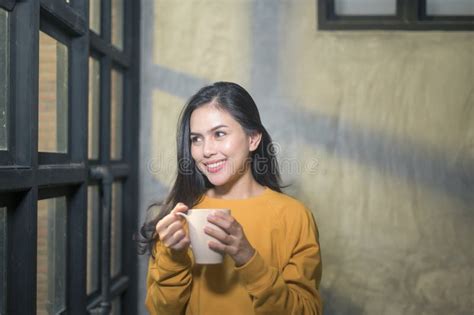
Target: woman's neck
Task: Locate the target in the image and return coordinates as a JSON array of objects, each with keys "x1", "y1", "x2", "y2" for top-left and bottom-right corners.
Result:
[{"x1": 207, "y1": 173, "x2": 265, "y2": 200}]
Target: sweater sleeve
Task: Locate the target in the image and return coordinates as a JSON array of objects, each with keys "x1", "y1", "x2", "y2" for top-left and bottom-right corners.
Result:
[
  {"x1": 145, "y1": 241, "x2": 193, "y2": 315},
  {"x1": 235, "y1": 207, "x2": 322, "y2": 315}
]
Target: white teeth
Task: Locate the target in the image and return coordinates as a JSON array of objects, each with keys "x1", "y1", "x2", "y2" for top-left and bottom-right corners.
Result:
[{"x1": 207, "y1": 160, "x2": 225, "y2": 168}]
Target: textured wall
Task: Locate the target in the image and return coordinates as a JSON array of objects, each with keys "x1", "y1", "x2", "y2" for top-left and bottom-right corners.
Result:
[{"x1": 139, "y1": 1, "x2": 474, "y2": 314}]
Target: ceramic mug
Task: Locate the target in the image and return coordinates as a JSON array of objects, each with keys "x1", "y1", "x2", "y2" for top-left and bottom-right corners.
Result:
[{"x1": 177, "y1": 208, "x2": 230, "y2": 264}]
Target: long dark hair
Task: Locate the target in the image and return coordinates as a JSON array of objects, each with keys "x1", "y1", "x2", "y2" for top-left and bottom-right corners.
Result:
[{"x1": 137, "y1": 82, "x2": 283, "y2": 256}]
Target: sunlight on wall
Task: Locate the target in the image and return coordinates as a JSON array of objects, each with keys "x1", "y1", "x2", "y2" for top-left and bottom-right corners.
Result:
[
  {"x1": 150, "y1": 90, "x2": 184, "y2": 186},
  {"x1": 153, "y1": 0, "x2": 251, "y2": 86}
]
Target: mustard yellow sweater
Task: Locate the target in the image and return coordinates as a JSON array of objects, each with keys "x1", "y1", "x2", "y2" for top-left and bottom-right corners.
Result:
[{"x1": 146, "y1": 187, "x2": 322, "y2": 314}]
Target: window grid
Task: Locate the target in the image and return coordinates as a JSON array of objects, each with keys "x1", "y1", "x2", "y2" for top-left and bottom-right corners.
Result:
[
  {"x1": 0, "y1": 0, "x2": 139, "y2": 313},
  {"x1": 318, "y1": 0, "x2": 474, "y2": 31}
]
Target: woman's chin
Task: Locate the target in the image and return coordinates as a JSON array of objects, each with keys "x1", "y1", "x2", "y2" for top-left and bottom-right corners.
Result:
[
  {"x1": 206, "y1": 177, "x2": 228, "y2": 187},
  {"x1": 205, "y1": 172, "x2": 232, "y2": 187}
]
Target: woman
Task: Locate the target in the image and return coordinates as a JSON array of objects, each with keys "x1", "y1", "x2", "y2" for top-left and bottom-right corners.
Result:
[{"x1": 139, "y1": 82, "x2": 322, "y2": 314}]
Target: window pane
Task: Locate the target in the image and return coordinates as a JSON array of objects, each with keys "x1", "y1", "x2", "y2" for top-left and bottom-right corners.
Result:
[
  {"x1": 88, "y1": 57, "x2": 100, "y2": 160},
  {"x1": 37, "y1": 197, "x2": 67, "y2": 315},
  {"x1": 110, "y1": 69, "x2": 123, "y2": 160},
  {"x1": 38, "y1": 32, "x2": 69, "y2": 153},
  {"x1": 111, "y1": 0, "x2": 124, "y2": 49},
  {"x1": 0, "y1": 207, "x2": 6, "y2": 315},
  {"x1": 87, "y1": 186, "x2": 100, "y2": 295},
  {"x1": 0, "y1": 10, "x2": 9, "y2": 151},
  {"x1": 90, "y1": 0, "x2": 101, "y2": 34},
  {"x1": 111, "y1": 296, "x2": 121, "y2": 315},
  {"x1": 426, "y1": 0, "x2": 474, "y2": 16},
  {"x1": 111, "y1": 182, "x2": 122, "y2": 277},
  {"x1": 335, "y1": 0, "x2": 397, "y2": 15}
]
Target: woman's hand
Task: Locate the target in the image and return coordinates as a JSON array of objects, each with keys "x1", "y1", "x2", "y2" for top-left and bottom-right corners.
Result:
[
  {"x1": 205, "y1": 211, "x2": 255, "y2": 267},
  {"x1": 155, "y1": 203, "x2": 190, "y2": 252}
]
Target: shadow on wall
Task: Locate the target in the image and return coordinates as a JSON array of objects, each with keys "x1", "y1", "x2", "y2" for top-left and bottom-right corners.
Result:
[
  {"x1": 268, "y1": 99, "x2": 474, "y2": 207},
  {"x1": 321, "y1": 288, "x2": 364, "y2": 315}
]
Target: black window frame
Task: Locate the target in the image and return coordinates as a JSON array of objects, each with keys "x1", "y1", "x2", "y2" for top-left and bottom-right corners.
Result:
[
  {"x1": 0, "y1": 0, "x2": 140, "y2": 313},
  {"x1": 318, "y1": 0, "x2": 474, "y2": 31},
  {"x1": 86, "y1": 0, "x2": 140, "y2": 310}
]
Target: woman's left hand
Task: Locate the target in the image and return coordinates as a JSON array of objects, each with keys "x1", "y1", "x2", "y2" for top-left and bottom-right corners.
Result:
[{"x1": 205, "y1": 211, "x2": 255, "y2": 267}]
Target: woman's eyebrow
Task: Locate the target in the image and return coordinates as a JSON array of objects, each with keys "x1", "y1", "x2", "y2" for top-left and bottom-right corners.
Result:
[{"x1": 190, "y1": 124, "x2": 228, "y2": 136}]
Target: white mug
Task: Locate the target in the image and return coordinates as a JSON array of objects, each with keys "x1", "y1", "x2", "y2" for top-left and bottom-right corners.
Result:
[{"x1": 177, "y1": 208, "x2": 230, "y2": 264}]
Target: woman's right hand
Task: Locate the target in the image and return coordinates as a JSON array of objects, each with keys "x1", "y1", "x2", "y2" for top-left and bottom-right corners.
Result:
[{"x1": 155, "y1": 202, "x2": 190, "y2": 251}]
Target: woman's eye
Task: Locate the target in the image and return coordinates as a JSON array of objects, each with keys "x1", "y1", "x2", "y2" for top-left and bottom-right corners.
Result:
[
  {"x1": 190, "y1": 136, "x2": 201, "y2": 143},
  {"x1": 215, "y1": 131, "x2": 226, "y2": 138}
]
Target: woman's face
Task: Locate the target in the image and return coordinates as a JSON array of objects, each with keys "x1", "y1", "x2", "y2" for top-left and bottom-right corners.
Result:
[{"x1": 189, "y1": 102, "x2": 261, "y2": 187}]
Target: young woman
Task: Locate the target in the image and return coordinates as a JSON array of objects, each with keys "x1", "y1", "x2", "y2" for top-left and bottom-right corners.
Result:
[{"x1": 139, "y1": 82, "x2": 322, "y2": 314}]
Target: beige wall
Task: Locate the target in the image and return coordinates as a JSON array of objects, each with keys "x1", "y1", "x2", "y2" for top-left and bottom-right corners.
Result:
[{"x1": 139, "y1": 1, "x2": 474, "y2": 314}]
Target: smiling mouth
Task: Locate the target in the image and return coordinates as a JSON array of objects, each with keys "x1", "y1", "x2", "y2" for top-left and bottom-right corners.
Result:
[{"x1": 205, "y1": 159, "x2": 227, "y2": 173}]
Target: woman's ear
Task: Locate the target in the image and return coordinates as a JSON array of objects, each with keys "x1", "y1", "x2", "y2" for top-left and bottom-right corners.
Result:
[{"x1": 248, "y1": 132, "x2": 262, "y2": 152}]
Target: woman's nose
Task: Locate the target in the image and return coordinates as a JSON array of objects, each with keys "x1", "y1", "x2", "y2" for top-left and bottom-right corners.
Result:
[{"x1": 203, "y1": 139, "x2": 217, "y2": 157}]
